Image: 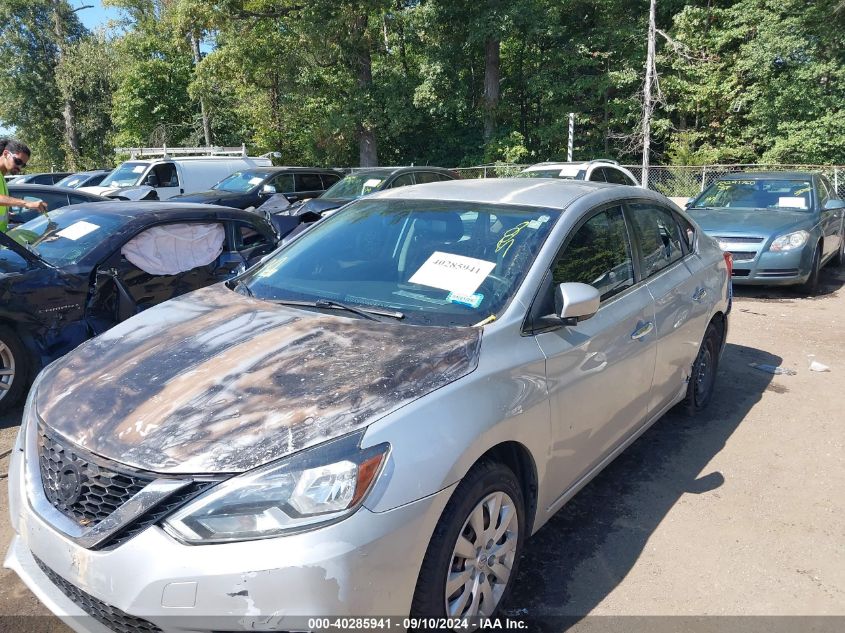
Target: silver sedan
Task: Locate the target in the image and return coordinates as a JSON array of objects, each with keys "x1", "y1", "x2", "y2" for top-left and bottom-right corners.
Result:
[{"x1": 6, "y1": 179, "x2": 730, "y2": 630}]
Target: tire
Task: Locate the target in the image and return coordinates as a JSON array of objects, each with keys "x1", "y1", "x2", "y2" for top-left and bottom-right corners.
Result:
[
  {"x1": 410, "y1": 461, "x2": 525, "y2": 623},
  {"x1": 833, "y1": 232, "x2": 845, "y2": 267},
  {"x1": 683, "y1": 322, "x2": 720, "y2": 414},
  {"x1": 800, "y1": 246, "x2": 821, "y2": 296},
  {"x1": 0, "y1": 325, "x2": 29, "y2": 413}
]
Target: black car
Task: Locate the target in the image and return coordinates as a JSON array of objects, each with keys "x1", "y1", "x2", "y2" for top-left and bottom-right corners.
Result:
[
  {"x1": 54, "y1": 169, "x2": 113, "y2": 189},
  {"x1": 6, "y1": 184, "x2": 109, "y2": 227},
  {"x1": 8, "y1": 172, "x2": 73, "y2": 185},
  {"x1": 273, "y1": 166, "x2": 459, "y2": 237},
  {"x1": 170, "y1": 167, "x2": 343, "y2": 209},
  {"x1": 0, "y1": 202, "x2": 280, "y2": 411}
]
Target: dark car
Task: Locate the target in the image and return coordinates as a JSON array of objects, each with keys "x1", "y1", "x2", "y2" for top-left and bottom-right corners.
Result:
[
  {"x1": 6, "y1": 184, "x2": 109, "y2": 227},
  {"x1": 272, "y1": 166, "x2": 459, "y2": 237},
  {"x1": 8, "y1": 172, "x2": 73, "y2": 185},
  {"x1": 0, "y1": 202, "x2": 280, "y2": 411},
  {"x1": 170, "y1": 167, "x2": 343, "y2": 210},
  {"x1": 686, "y1": 171, "x2": 845, "y2": 294},
  {"x1": 54, "y1": 169, "x2": 113, "y2": 189}
]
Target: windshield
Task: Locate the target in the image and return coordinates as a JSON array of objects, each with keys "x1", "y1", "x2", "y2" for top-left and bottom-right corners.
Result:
[
  {"x1": 56, "y1": 174, "x2": 87, "y2": 188},
  {"x1": 240, "y1": 199, "x2": 559, "y2": 327},
  {"x1": 7, "y1": 210, "x2": 127, "y2": 266},
  {"x1": 693, "y1": 179, "x2": 814, "y2": 211},
  {"x1": 321, "y1": 173, "x2": 389, "y2": 200},
  {"x1": 100, "y1": 162, "x2": 148, "y2": 188},
  {"x1": 212, "y1": 170, "x2": 268, "y2": 193}
]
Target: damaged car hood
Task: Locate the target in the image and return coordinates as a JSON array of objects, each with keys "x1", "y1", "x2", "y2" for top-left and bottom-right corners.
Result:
[{"x1": 35, "y1": 284, "x2": 482, "y2": 475}]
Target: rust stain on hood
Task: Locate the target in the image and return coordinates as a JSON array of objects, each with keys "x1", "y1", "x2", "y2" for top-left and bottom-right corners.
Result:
[{"x1": 36, "y1": 285, "x2": 482, "y2": 474}]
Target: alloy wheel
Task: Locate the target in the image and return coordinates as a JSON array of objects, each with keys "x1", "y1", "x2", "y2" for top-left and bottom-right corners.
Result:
[
  {"x1": 0, "y1": 339, "x2": 16, "y2": 403},
  {"x1": 444, "y1": 491, "x2": 519, "y2": 618}
]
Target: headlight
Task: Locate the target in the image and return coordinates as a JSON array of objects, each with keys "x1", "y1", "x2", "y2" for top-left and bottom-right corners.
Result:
[
  {"x1": 162, "y1": 431, "x2": 389, "y2": 544},
  {"x1": 769, "y1": 230, "x2": 809, "y2": 252}
]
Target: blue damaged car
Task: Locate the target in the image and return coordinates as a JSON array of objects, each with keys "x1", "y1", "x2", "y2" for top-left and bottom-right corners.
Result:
[{"x1": 685, "y1": 172, "x2": 845, "y2": 294}]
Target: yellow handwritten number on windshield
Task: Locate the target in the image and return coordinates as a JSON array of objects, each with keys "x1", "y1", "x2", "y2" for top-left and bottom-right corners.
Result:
[{"x1": 496, "y1": 221, "x2": 531, "y2": 257}]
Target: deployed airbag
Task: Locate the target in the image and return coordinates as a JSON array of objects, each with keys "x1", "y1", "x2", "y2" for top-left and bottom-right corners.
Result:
[{"x1": 121, "y1": 223, "x2": 225, "y2": 275}]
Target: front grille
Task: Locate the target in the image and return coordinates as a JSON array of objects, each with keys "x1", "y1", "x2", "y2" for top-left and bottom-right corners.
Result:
[
  {"x1": 715, "y1": 235, "x2": 765, "y2": 244},
  {"x1": 729, "y1": 251, "x2": 757, "y2": 262},
  {"x1": 38, "y1": 426, "x2": 155, "y2": 528},
  {"x1": 98, "y1": 481, "x2": 218, "y2": 551},
  {"x1": 34, "y1": 556, "x2": 161, "y2": 633}
]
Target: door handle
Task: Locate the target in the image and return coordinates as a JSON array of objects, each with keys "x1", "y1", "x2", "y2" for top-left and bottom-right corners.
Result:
[
  {"x1": 631, "y1": 321, "x2": 654, "y2": 340},
  {"x1": 692, "y1": 287, "x2": 707, "y2": 302}
]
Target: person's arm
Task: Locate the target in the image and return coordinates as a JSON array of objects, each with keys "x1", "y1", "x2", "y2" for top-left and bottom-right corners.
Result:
[{"x1": 0, "y1": 195, "x2": 48, "y2": 213}]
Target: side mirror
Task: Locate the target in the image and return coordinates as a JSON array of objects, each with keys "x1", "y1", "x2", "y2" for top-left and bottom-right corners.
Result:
[
  {"x1": 144, "y1": 174, "x2": 160, "y2": 187},
  {"x1": 685, "y1": 197, "x2": 695, "y2": 209},
  {"x1": 823, "y1": 199, "x2": 845, "y2": 211},
  {"x1": 555, "y1": 282, "x2": 601, "y2": 325},
  {"x1": 261, "y1": 184, "x2": 277, "y2": 194}
]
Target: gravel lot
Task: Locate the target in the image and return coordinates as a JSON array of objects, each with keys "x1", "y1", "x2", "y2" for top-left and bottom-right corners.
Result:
[{"x1": 1, "y1": 266, "x2": 843, "y2": 630}]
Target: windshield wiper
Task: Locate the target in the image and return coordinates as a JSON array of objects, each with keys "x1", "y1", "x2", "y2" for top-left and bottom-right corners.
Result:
[
  {"x1": 272, "y1": 298, "x2": 404, "y2": 321},
  {"x1": 229, "y1": 279, "x2": 253, "y2": 297}
]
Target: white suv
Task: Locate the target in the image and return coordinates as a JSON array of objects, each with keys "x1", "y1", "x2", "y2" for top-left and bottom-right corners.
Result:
[{"x1": 518, "y1": 159, "x2": 640, "y2": 186}]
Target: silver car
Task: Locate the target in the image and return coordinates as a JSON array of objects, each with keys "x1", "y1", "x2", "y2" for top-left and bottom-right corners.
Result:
[{"x1": 6, "y1": 179, "x2": 730, "y2": 631}]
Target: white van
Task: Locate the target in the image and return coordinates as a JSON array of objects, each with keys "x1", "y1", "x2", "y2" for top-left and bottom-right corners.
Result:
[{"x1": 81, "y1": 148, "x2": 273, "y2": 201}]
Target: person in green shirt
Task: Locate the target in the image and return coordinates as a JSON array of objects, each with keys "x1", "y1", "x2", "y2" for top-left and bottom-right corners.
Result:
[{"x1": 0, "y1": 138, "x2": 48, "y2": 232}]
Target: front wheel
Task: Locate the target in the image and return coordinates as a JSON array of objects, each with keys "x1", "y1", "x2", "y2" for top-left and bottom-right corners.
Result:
[
  {"x1": 0, "y1": 325, "x2": 29, "y2": 413},
  {"x1": 411, "y1": 461, "x2": 525, "y2": 622},
  {"x1": 800, "y1": 246, "x2": 821, "y2": 296}
]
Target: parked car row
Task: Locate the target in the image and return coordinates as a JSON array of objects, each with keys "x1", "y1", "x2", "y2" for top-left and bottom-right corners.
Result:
[{"x1": 2, "y1": 152, "x2": 841, "y2": 629}]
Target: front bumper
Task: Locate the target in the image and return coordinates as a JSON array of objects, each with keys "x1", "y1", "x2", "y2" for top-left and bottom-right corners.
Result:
[
  {"x1": 5, "y1": 439, "x2": 454, "y2": 633},
  {"x1": 724, "y1": 244, "x2": 813, "y2": 286}
]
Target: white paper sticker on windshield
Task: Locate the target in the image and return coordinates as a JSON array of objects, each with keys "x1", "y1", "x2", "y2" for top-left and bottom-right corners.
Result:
[
  {"x1": 409, "y1": 251, "x2": 496, "y2": 296},
  {"x1": 132, "y1": 165, "x2": 146, "y2": 173},
  {"x1": 248, "y1": 177, "x2": 264, "y2": 185},
  {"x1": 778, "y1": 197, "x2": 807, "y2": 209},
  {"x1": 363, "y1": 179, "x2": 382, "y2": 188},
  {"x1": 56, "y1": 221, "x2": 100, "y2": 241}
]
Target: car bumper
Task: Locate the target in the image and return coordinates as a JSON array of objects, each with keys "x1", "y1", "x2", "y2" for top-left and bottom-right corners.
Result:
[
  {"x1": 728, "y1": 247, "x2": 812, "y2": 286},
  {"x1": 5, "y1": 446, "x2": 454, "y2": 632}
]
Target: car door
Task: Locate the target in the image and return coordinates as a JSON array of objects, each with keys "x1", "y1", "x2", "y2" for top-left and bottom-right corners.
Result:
[
  {"x1": 144, "y1": 162, "x2": 182, "y2": 199},
  {"x1": 232, "y1": 219, "x2": 279, "y2": 267},
  {"x1": 533, "y1": 204, "x2": 657, "y2": 506},
  {"x1": 89, "y1": 221, "x2": 230, "y2": 323},
  {"x1": 626, "y1": 201, "x2": 710, "y2": 414},
  {"x1": 817, "y1": 176, "x2": 841, "y2": 259}
]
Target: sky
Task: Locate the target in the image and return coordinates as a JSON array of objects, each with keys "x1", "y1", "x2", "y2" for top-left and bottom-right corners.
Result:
[{"x1": 74, "y1": 0, "x2": 122, "y2": 32}]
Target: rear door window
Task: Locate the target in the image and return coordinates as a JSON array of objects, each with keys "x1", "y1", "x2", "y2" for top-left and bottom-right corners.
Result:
[
  {"x1": 415, "y1": 172, "x2": 443, "y2": 184},
  {"x1": 627, "y1": 202, "x2": 685, "y2": 277},
  {"x1": 389, "y1": 173, "x2": 416, "y2": 188},
  {"x1": 605, "y1": 168, "x2": 634, "y2": 185},
  {"x1": 295, "y1": 173, "x2": 323, "y2": 192},
  {"x1": 588, "y1": 168, "x2": 607, "y2": 183}
]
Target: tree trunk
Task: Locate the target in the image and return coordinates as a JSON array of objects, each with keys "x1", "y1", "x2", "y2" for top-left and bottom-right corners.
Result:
[
  {"x1": 641, "y1": 0, "x2": 657, "y2": 187},
  {"x1": 353, "y1": 14, "x2": 378, "y2": 167},
  {"x1": 483, "y1": 38, "x2": 500, "y2": 144},
  {"x1": 190, "y1": 31, "x2": 212, "y2": 147},
  {"x1": 52, "y1": 0, "x2": 79, "y2": 169}
]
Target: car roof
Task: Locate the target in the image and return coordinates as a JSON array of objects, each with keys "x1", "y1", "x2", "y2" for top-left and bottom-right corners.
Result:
[
  {"x1": 54, "y1": 201, "x2": 259, "y2": 221},
  {"x1": 714, "y1": 171, "x2": 818, "y2": 181},
  {"x1": 523, "y1": 160, "x2": 621, "y2": 170},
  {"x1": 350, "y1": 166, "x2": 456, "y2": 178},
  {"x1": 232, "y1": 166, "x2": 343, "y2": 175},
  {"x1": 7, "y1": 183, "x2": 109, "y2": 198},
  {"x1": 371, "y1": 177, "x2": 627, "y2": 209}
]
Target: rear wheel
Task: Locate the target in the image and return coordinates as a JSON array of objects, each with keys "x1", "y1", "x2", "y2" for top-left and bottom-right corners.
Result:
[
  {"x1": 684, "y1": 323, "x2": 720, "y2": 414},
  {"x1": 800, "y1": 246, "x2": 821, "y2": 296},
  {"x1": 0, "y1": 326, "x2": 28, "y2": 413},
  {"x1": 411, "y1": 461, "x2": 525, "y2": 623}
]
